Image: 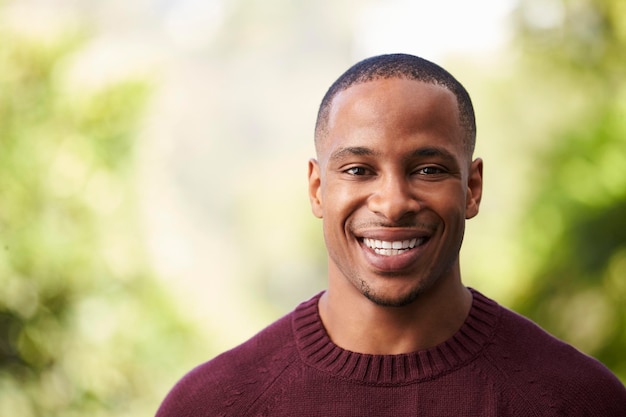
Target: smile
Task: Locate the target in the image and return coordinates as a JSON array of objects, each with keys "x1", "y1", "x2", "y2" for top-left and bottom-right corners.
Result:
[{"x1": 362, "y1": 237, "x2": 425, "y2": 256}]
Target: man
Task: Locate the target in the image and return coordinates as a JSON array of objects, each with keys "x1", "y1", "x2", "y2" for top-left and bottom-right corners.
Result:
[{"x1": 156, "y1": 54, "x2": 626, "y2": 416}]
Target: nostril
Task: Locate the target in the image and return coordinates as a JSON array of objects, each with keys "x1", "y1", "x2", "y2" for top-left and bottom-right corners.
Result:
[{"x1": 367, "y1": 188, "x2": 420, "y2": 222}]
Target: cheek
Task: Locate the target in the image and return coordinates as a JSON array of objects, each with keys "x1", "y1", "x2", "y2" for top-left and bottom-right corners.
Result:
[
  {"x1": 323, "y1": 182, "x2": 365, "y2": 215},
  {"x1": 425, "y1": 185, "x2": 467, "y2": 222},
  {"x1": 321, "y1": 184, "x2": 366, "y2": 239}
]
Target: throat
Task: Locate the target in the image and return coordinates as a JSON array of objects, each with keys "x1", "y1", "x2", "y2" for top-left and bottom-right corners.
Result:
[{"x1": 319, "y1": 286, "x2": 473, "y2": 355}]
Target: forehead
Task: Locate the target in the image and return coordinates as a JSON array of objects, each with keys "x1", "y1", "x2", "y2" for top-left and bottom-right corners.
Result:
[{"x1": 320, "y1": 78, "x2": 463, "y2": 157}]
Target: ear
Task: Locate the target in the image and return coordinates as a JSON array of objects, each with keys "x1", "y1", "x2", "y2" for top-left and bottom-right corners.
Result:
[
  {"x1": 465, "y1": 158, "x2": 483, "y2": 219},
  {"x1": 308, "y1": 158, "x2": 323, "y2": 218}
]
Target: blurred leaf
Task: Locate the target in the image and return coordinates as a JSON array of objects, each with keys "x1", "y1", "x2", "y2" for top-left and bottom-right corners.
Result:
[
  {"x1": 0, "y1": 15, "x2": 209, "y2": 417},
  {"x1": 511, "y1": 0, "x2": 626, "y2": 382}
]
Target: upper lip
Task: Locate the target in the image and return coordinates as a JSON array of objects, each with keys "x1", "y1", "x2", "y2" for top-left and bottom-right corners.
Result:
[{"x1": 356, "y1": 228, "x2": 433, "y2": 242}]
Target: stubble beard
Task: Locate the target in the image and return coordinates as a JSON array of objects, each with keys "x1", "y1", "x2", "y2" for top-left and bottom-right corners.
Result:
[
  {"x1": 361, "y1": 283, "x2": 423, "y2": 307},
  {"x1": 357, "y1": 271, "x2": 438, "y2": 308},
  {"x1": 354, "y1": 252, "x2": 461, "y2": 308}
]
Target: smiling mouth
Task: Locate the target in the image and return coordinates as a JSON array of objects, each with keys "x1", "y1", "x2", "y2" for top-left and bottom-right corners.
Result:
[{"x1": 362, "y1": 237, "x2": 427, "y2": 256}]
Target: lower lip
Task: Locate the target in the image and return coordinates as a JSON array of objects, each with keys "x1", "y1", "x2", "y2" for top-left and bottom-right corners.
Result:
[{"x1": 359, "y1": 239, "x2": 428, "y2": 272}]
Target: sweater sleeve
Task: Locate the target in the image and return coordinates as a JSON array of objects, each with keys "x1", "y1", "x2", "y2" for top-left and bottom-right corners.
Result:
[
  {"x1": 488, "y1": 306, "x2": 626, "y2": 416},
  {"x1": 155, "y1": 361, "x2": 230, "y2": 417},
  {"x1": 155, "y1": 313, "x2": 298, "y2": 417}
]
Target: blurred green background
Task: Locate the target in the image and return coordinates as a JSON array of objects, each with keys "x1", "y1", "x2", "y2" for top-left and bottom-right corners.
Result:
[{"x1": 0, "y1": 0, "x2": 624, "y2": 415}]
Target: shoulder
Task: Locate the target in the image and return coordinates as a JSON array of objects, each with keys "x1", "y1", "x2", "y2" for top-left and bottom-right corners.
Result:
[
  {"x1": 484, "y1": 298, "x2": 626, "y2": 415},
  {"x1": 155, "y1": 311, "x2": 299, "y2": 417}
]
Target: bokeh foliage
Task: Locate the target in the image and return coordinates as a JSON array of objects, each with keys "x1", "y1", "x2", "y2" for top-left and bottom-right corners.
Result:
[
  {"x1": 0, "y1": 23, "x2": 206, "y2": 417},
  {"x1": 1, "y1": 2, "x2": 624, "y2": 417},
  {"x1": 511, "y1": 0, "x2": 626, "y2": 381}
]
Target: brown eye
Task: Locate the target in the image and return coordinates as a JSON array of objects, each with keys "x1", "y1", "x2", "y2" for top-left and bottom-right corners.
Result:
[
  {"x1": 345, "y1": 166, "x2": 369, "y2": 176},
  {"x1": 417, "y1": 166, "x2": 444, "y2": 175}
]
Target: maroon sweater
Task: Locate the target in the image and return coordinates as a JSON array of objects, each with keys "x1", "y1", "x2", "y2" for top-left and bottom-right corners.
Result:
[{"x1": 156, "y1": 290, "x2": 626, "y2": 416}]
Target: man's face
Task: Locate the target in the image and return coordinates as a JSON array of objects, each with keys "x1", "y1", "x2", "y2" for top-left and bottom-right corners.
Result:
[{"x1": 308, "y1": 78, "x2": 482, "y2": 307}]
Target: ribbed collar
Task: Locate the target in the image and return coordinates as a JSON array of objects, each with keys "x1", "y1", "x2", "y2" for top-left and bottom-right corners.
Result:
[{"x1": 292, "y1": 288, "x2": 500, "y2": 385}]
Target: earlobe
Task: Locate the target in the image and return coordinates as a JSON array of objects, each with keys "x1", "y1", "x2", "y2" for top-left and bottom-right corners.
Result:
[
  {"x1": 465, "y1": 158, "x2": 483, "y2": 219},
  {"x1": 308, "y1": 159, "x2": 323, "y2": 218}
]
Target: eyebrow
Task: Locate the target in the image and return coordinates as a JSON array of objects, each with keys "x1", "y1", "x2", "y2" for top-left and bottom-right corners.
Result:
[
  {"x1": 329, "y1": 146, "x2": 379, "y2": 163},
  {"x1": 328, "y1": 145, "x2": 456, "y2": 163},
  {"x1": 409, "y1": 146, "x2": 456, "y2": 161}
]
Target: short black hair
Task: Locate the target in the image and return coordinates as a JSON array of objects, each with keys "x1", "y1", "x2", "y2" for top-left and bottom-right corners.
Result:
[{"x1": 314, "y1": 53, "x2": 476, "y2": 156}]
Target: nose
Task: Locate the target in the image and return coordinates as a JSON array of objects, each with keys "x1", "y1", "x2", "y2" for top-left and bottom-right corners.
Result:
[{"x1": 367, "y1": 174, "x2": 421, "y2": 222}]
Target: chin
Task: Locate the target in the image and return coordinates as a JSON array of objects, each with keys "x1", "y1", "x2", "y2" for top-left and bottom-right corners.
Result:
[
  {"x1": 356, "y1": 268, "x2": 445, "y2": 308},
  {"x1": 360, "y1": 283, "x2": 424, "y2": 308}
]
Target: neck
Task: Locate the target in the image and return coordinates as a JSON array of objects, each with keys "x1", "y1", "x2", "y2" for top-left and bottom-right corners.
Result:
[{"x1": 319, "y1": 274, "x2": 472, "y2": 355}]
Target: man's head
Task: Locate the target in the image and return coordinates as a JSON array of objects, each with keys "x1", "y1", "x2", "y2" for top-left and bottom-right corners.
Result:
[
  {"x1": 308, "y1": 54, "x2": 483, "y2": 308},
  {"x1": 315, "y1": 53, "x2": 476, "y2": 158}
]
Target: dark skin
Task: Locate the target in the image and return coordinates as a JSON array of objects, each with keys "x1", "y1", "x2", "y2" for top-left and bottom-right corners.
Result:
[{"x1": 308, "y1": 78, "x2": 483, "y2": 354}]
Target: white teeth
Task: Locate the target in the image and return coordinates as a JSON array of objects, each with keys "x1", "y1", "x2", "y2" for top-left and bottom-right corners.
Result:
[{"x1": 363, "y1": 237, "x2": 422, "y2": 256}]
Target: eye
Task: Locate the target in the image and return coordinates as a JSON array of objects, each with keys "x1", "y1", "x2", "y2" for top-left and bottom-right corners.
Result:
[
  {"x1": 344, "y1": 166, "x2": 370, "y2": 176},
  {"x1": 415, "y1": 166, "x2": 446, "y2": 176}
]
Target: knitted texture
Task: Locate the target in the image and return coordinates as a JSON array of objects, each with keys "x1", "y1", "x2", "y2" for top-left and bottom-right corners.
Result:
[{"x1": 156, "y1": 290, "x2": 626, "y2": 416}]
